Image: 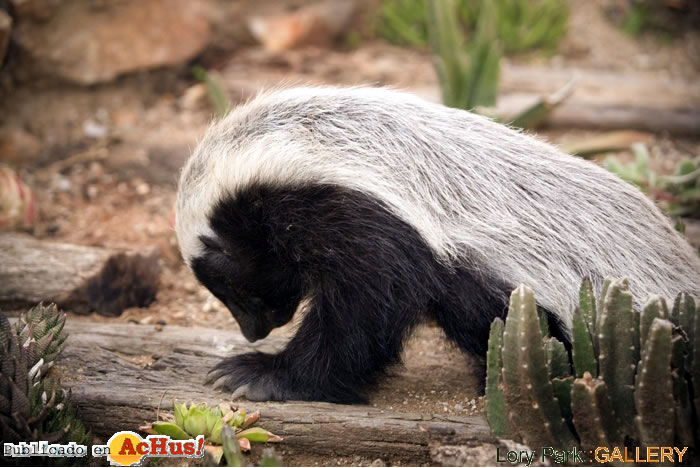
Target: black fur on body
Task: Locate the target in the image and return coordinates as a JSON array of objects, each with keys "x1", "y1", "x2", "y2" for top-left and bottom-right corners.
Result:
[{"x1": 194, "y1": 183, "x2": 563, "y2": 403}]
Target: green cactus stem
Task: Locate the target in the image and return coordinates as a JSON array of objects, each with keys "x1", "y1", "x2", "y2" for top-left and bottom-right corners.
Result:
[
  {"x1": 578, "y1": 277, "x2": 597, "y2": 339},
  {"x1": 501, "y1": 285, "x2": 577, "y2": 449},
  {"x1": 572, "y1": 308, "x2": 597, "y2": 378},
  {"x1": 571, "y1": 372, "x2": 621, "y2": 450},
  {"x1": 485, "y1": 318, "x2": 508, "y2": 437},
  {"x1": 692, "y1": 301, "x2": 700, "y2": 440},
  {"x1": 634, "y1": 318, "x2": 674, "y2": 447},
  {"x1": 640, "y1": 296, "x2": 669, "y2": 351},
  {"x1": 545, "y1": 337, "x2": 570, "y2": 379},
  {"x1": 538, "y1": 309, "x2": 550, "y2": 337},
  {"x1": 552, "y1": 376, "x2": 574, "y2": 428},
  {"x1": 673, "y1": 366, "x2": 694, "y2": 448},
  {"x1": 597, "y1": 278, "x2": 637, "y2": 440},
  {"x1": 673, "y1": 293, "x2": 696, "y2": 369}
]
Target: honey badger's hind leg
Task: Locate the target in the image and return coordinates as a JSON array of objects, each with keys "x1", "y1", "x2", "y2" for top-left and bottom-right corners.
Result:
[
  {"x1": 430, "y1": 268, "x2": 571, "y2": 363},
  {"x1": 206, "y1": 183, "x2": 444, "y2": 404}
]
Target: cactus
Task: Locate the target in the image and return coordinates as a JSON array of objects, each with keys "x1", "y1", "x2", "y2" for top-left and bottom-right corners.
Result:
[
  {"x1": 571, "y1": 308, "x2": 596, "y2": 378},
  {"x1": 485, "y1": 318, "x2": 507, "y2": 436},
  {"x1": 499, "y1": 285, "x2": 577, "y2": 449},
  {"x1": 0, "y1": 304, "x2": 91, "y2": 445},
  {"x1": 597, "y1": 279, "x2": 637, "y2": 438},
  {"x1": 485, "y1": 277, "x2": 700, "y2": 453},
  {"x1": 635, "y1": 318, "x2": 674, "y2": 447},
  {"x1": 571, "y1": 372, "x2": 621, "y2": 448}
]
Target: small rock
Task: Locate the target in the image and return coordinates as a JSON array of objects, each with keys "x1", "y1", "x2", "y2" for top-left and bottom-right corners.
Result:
[
  {"x1": 202, "y1": 297, "x2": 217, "y2": 313},
  {"x1": 54, "y1": 175, "x2": 71, "y2": 191},
  {"x1": 248, "y1": 0, "x2": 355, "y2": 52},
  {"x1": 86, "y1": 184, "x2": 98, "y2": 199},
  {"x1": 139, "y1": 315, "x2": 153, "y2": 325},
  {"x1": 83, "y1": 119, "x2": 108, "y2": 139},
  {"x1": 369, "y1": 458, "x2": 385, "y2": 467},
  {"x1": 87, "y1": 162, "x2": 104, "y2": 181},
  {"x1": 180, "y1": 83, "x2": 208, "y2": 110},
  {"x1": 455, "y1": 403, "x2": 463, "y2": 411},
  {"x1": 135, "y1": 182, "x2": 150, "y2": 196}
]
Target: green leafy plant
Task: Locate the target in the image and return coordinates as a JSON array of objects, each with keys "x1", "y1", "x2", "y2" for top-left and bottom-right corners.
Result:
[
  {"x1": 605, "y1": 144, "x2": 700, "y2": 218},
  {"x1": 486, "y1": 278, "x2": 699, "y2": 452},
  {"x1": 425, "y1": 0, "x2": 572, "y2": 125},
  {"x1": 0, "y1": 304, "x2": 91, "y2": 446},
  {"x1": 145, "y1": 401, "x2": 282, "y2": 465},
  {"x1": 216, "y1": 425, "x2": 283, "y2": 467},
  {"x1": 192, "y1": 66, "x2": 232, "y2": 119},
  {"x1": 377, "y1": 0, "x2": 568, "y2": 54},
  {"x1": 426, "y1": 0, "x2": 500, "y2": 110},
  {"x1": 607, "y1": 0, "x2": 700, "y2": 37}
]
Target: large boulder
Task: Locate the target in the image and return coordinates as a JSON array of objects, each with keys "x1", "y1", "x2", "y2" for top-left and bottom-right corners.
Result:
[{"x1": 12, "y1": 0, "x2": 210, "y2": 84}]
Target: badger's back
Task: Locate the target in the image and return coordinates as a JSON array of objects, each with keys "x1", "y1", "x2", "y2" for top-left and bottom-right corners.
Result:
[{"x1": 177, "y1": 87, "x2": 700, "y2": 328}]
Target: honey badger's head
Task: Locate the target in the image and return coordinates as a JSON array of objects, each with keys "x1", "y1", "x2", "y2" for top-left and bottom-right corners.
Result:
[{"x1": 182, "y1": 189, "x2": 304, "y2": 343}]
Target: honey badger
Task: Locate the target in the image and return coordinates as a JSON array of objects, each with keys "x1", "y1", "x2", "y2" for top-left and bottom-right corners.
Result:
[{"x1": 175, "y1": 86, "x2": 700, "y2": 403}]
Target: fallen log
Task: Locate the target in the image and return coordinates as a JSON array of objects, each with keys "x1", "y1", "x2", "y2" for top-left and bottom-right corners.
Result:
[
  {"x1": 58, "y1": 320, "x2": 493, "y2": 464},
  {"x1": 222, "y1": 55, "x2": 700, "y2": 136},
  {"x1": 0, "y1": 233, "x2": 160, "y2": 316},
  {"x1": 409, "y1": 87, "x2": 700, "y2": 136}
]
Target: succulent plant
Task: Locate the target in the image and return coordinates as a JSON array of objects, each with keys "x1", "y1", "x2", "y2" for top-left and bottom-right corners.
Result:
[
  {"x1": 605, "y1": 145, "x2": 700, "y2": 219},
  {"x1": 485, "y1": 278, "x2": 699, "y2": 452},
  {"x1": 0, "y1": 304, "x2": 91, "y2": 445},
  {"x1": 216, "y1": 425, "x2": 282, "y2": 467},
  {"x1": 147, "y1": 400, "x2": 282, "y2": 464}
]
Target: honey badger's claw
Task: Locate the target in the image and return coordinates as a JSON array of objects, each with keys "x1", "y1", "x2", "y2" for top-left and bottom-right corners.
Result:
[
  {"x1": 211, "y1": 374, "x2": 229, "y2": 391},
  {"x1": 207, "y1": 352, "x2": 289, "y2": 401},
  {"x1": 231, "y1": 384, "x2": 250, "y2": 400}
]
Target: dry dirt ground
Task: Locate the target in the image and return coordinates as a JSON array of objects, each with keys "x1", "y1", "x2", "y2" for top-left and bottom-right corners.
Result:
[{"x1": 1, "y1": 0, "x2": 699, "y2": 466}]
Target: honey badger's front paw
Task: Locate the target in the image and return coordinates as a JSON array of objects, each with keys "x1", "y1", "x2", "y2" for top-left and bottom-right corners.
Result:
[{"x1": 207, "y1": 352, "x2": 291, "y2": 401}]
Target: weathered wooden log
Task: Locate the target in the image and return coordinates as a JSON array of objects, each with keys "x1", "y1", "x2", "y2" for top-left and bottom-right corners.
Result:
[
  {"x1": 0, "y1": 233, "x2": 160, "y2": 316},
  {"x1": 58, "y1": 320, "x2": 493, "y2": 464},
  {"x1": 223, "y1": 59, "x2": 700, "y2": 136},
  {"x1": 408, "y1": 87, "x2": 700, "y2": 136}
]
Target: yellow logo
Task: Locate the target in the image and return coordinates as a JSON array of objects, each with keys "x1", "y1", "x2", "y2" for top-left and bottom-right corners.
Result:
[
  {"x1": 107, "y1": 431, "x2": 147, "y2": 467},
  {"x1": 92, "y1": 431, "x2": 204, "y2": 466}
]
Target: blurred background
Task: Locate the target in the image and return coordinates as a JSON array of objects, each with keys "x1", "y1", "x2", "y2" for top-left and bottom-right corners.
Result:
[{"x1": 0, "y1": 1, "x2": 698, "y2": 456}]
